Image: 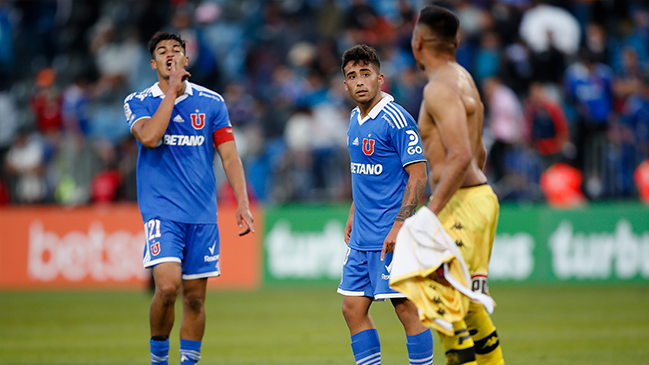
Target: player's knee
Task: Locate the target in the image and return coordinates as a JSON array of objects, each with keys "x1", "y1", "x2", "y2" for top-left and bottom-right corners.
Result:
[
  {"x1": 341, "y1": 300, "x2": 355, "y2": 320},
  {"x1": 392, "y1": 299, "x2": 418, "y2": 322},
  {"x1": 182, "y1": 292, "x2": 205, "y2": 313},
  {"x1": 155, "y1": 282, "x2": 180, "y2": 304},
  {"x1": 341, "y1": 299, "x2": 367, "y2": 323}
]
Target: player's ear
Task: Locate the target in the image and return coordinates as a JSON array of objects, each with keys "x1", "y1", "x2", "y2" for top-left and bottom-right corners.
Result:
[
  {"x1": 412, "y1": 35, "x2": 422, "y2": 52},
  {"x1": 343, "y1": 80, "x2": 348, "y2": 91},
  {"x1": 378, "y1": 73, "x2": 384, "y2": 86},
  {"x1": 184, "y1": 56, "x2": 189, "y2": 67}
]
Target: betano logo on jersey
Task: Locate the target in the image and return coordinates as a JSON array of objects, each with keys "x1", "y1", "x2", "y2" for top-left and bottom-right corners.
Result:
[
  {"x1": 351, "y1": 162, "x2": 383, "y2": 175},
  {"x1": 163, "y1": 134, "x2": 205, "y2": 146}
]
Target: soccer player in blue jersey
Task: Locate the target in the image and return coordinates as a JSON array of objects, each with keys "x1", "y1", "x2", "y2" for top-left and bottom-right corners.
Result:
[
  {"x1": 123, "y1": 32, "x2": 254, "y2": 365},
  {"x1": 338, "y1": 44, "x2": 433, "y2": 365}
]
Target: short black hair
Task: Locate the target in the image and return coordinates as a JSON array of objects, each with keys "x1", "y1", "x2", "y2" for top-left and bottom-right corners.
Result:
[
  {"x1": 148, "y1": 31, "x2": 186, "y2": 58},
  {"x1": 417, "y1": 5, "x2": 459, "y2": 51},
  {"x1": 341, "y1": 44, "x2": 381, "y2": 76}
]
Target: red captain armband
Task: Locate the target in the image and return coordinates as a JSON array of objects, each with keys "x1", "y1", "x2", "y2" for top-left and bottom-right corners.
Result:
[{"x1": 213, "y1": 127, "x2": 235, "y2": 147}]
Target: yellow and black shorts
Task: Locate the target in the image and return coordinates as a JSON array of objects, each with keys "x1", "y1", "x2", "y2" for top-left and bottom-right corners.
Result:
[{"x1": 434, "y1": 184, "x2": 499, "y2": 294}]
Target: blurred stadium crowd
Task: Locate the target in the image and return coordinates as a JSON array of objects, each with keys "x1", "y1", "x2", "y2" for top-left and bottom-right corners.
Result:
[{"x1": 1, "y1": 0, "x2": 649, "y2": 206}]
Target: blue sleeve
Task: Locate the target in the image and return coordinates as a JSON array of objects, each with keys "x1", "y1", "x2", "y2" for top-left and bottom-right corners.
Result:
[
  {"x1": 212, "y1": 101, "x2": 233, "y2": 132},
  {"x1": 387, "y1": 105, "x2": 426, "y2": 166},
  {"x1": 123, "y1": 92, "x2": 151, "y2": 131}
]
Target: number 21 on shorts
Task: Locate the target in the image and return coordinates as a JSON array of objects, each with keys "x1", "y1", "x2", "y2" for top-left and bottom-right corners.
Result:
[{"x1": 145, "y1": 219, "x2": 162, "y2": 255}]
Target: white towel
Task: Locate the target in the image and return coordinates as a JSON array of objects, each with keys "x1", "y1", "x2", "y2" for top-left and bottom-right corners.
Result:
[{"x1": 390, "y1": 207, "x2": 494, "y2": 334}]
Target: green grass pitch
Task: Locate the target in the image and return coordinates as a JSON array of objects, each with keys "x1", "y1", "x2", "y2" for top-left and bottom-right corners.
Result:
[{"x1": 1, "y1": 284, "x2": 648, "y2": 364}]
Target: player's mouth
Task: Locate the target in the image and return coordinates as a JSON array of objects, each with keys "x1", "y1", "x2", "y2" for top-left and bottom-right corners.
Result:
[
  {"x1": 166, "y1": 59, "x2": 173, "y2": 71},
  {"x1": 356, "y1": 89, "x2": 368, "y2": 97}
]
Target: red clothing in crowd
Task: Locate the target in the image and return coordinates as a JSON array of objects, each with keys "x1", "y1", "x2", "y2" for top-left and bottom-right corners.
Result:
[{"x1": 524, "y1": 96, "x2": 569, "y2": 155}]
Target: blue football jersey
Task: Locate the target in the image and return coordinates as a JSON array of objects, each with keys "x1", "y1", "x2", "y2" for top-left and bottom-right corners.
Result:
[
  {"x1": 123, "y1": 81, "x2": 232, "y2": 224},
  {"x1": 347, "y1": 93, "x2": 426, "y2": 251}
]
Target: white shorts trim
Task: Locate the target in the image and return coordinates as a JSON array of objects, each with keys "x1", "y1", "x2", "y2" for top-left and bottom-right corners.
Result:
[
  {"x1": 183, "y1": 270, "x2": 221, "y2": 280},
  {"x1": 374, "y1": 292, "x2": 407, "y2": 300},
  {"x1": 337, "y1": 288, "x2": 366, "y2": 296},
  {"x1": 144, "y1": 257, "x2": 181, "y2": 268}
]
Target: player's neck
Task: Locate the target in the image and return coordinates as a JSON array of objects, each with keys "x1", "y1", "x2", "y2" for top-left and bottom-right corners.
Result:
[
  {"x1": 423, "y1": 53, "x2": 456, "y2": 78},
  {"x1": 357, "y1": 92, "x2": 383, "y2": 119}
]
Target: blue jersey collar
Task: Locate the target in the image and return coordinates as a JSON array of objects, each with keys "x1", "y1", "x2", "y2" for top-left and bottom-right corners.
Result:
[
  {"x1": 151, "y1": 81, "x2": 193, "y2": 104},
  {"x1": 356, "y1": 92, "x2": 394, "y2": 126}
]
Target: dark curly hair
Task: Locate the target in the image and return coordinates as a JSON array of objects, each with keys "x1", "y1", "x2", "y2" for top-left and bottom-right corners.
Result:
[
  {"x1": 148, "y1": 31, "x2": 186, "y2": 58},
  {"x1": 341, "y1": 44, "x2": 381, "y2": 76}
]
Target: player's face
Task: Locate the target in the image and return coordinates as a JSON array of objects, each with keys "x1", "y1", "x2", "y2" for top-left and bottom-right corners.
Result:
[
  {"x1": 343, "y1": 61, "x2": 384, "y2": 105},
  {"x1": 150, "y1": 39, "x2": 189, "y2": 78}
]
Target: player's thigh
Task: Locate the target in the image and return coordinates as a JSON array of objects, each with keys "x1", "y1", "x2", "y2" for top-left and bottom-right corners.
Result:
[
  {"x1": 342, "y1": 295, "x2": 373, "y2": 317},
  {"x1": 143, "y1": 218, "x2": 186, "y2": 268},
  {"x1": 182, "y1": 223, "x2": 220, "y2": 279},
  {"x1": 367, "y1": 250, "x2": 406, "y2": 301},
  {"x1": 338, "y1": 247, "x2": 373, "y2": 297},
  {"x1": 438, "y1": 191, "x2": 497, "y2": 282},
  {"x1": 151, "y1": 262, "x2": 183, "y2": 299}
]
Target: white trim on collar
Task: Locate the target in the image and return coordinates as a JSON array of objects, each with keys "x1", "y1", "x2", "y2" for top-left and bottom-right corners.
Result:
[
  {"x1": 150, "y1": 81, "x2": 193, "y2": 104},
  {"x1": 356, "y1": 92, "x2": 395, "y2": 126}
]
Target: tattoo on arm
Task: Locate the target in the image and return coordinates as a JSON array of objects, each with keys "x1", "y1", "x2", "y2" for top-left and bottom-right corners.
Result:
[{"x1": 395, "y1": 180, "x2": 426, "y2": 222}]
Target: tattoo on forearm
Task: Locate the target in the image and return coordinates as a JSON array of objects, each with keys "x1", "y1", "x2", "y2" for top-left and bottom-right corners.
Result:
[{"x1": 396, "y1": 180, "x2": 426, "y2": 221}]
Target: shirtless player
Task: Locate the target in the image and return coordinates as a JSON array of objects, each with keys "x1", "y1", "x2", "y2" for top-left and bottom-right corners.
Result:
[{"x1": 409, "y1": 5, "x2": 504, "y2": 365}]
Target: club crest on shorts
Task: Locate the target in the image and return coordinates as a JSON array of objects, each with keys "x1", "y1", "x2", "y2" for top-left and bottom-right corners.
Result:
[
  {"x1": 190, "y1": 112, "x2": 206, "y2": 130},
  {"x1": 362, "y1": 138, "x2": 375, "y2": 155},
  {"x1": 150, "y1": 242, "x2": 161, "y2": 256}
]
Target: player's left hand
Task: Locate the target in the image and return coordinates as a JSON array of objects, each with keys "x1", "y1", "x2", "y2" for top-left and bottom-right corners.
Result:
[
  {"x1": 236, "y1": 207, "x2": 255, "y2": 236},
  {"x1": 381, "y1": 221, "x2": 403, "y2": 261}
]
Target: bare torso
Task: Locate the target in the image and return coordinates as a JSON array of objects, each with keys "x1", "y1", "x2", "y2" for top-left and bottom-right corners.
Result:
[{"x1": 417, "y1": 62, "x2": 487, "y2": 190}]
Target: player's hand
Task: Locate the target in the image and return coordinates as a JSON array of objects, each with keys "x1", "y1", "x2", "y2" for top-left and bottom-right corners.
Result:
[
  {"x1": 168, "y1": 56, "x2": 191, "y2": 94},
  {"x1": 344, "y1": 218, "x2": 352, "y2": 245},
  {"x1": 236, "y1": 206, "x2": 255, "y2": 236},
  {"x1": 381, "y1": 221, "x2": 403, "y2": 261}
]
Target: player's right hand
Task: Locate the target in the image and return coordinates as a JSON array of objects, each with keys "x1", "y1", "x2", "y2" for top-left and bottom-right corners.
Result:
[
  {"x1": 168, "y1": 56, "x2": 191, "y2": 94},
  {"x1": 344, "y1": 218, "x2": 352, "y2": 244}
]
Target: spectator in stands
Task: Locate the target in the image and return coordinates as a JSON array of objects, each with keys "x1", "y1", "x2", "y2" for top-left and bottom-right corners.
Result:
[
  {"x1": 524, "y1": 81, "x2": 570, "y2": 170},
  {"x1": 474, "y1": 31, "x2": 501, "y2": 86},
  {"x1": 0, "y1": 88, "x2": 19, "y2": 184},
  {"x1": 621, "y1": 75, "x2": 649, "y2": 167},
  {"x1": 61, "y1": 73, "x2": 91, "y2": 139},
  {"x1": 31, "y1": 67, "x2": 62, "y2": 135},
  {"x1": 564, "y1": 48, "x2": 614, "y2": 198},
  {"x1": 4, "y1": 127, "x2": 47, "y2": 204},
  {"x1": 0, "y1": 1, "x2": 15, "y2": 91},
  {"x1": 483, "y1": 76, "x2": 525, "y2": 184}
]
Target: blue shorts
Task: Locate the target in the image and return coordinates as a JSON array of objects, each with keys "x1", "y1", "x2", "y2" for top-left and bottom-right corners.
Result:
[
  {"x1": 337, "y1": 247, "x2": 406, "y2": 300},
  {"x1": 142, "y1": 218, "x2": 221, "y2": 280}
]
